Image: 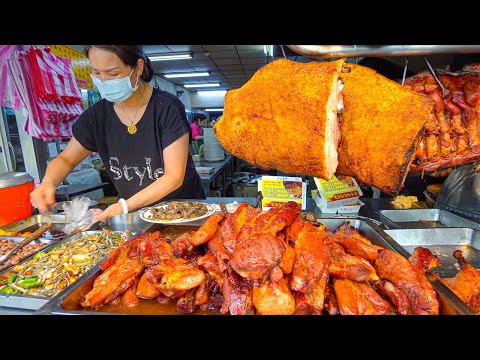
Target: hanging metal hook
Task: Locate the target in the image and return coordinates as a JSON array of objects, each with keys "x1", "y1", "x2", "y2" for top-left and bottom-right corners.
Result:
[
  {"x1": 424, "y1": 56, "x2": 445, "y2": 98},
  {"x1": 281, "y1": 45, "x2": 287, "y2": 59},
  {"x1": 354, "y1": 44, "x2": 358, "y2": 64},
  {"x1": 401, "y1": 56, "x2": 409, "y2": 86}
]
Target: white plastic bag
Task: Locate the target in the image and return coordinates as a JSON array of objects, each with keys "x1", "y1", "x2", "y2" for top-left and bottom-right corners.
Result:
[{"x1": 62, "y1": 196, "x2": 103, "y2": 234}]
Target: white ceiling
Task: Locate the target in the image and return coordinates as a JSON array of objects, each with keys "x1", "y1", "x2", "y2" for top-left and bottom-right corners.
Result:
[
  {"x1": 68, "y1": 45, "x2": 315, "y2": 91},
  {"x1": 143, "y1": 45, "x2": 313, "y2": 91}
]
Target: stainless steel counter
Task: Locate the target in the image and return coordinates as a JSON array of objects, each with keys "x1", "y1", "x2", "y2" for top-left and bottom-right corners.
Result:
[{"x1": 194, "y1": 156, "x2": 235, "y2": 195}]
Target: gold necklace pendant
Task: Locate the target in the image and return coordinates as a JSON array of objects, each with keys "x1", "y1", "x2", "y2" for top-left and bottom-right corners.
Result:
[
  {"x1": 121, "y1": 84, "x2": 146, "y2": 136},
  {"x1": 127, "y1": 123, "x2": 137, "y2": 134}
]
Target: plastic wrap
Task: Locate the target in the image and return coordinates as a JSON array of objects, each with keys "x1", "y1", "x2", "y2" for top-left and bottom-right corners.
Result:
[{"x1": 62, "y1": 196, "x2": 103, "y2": 234}]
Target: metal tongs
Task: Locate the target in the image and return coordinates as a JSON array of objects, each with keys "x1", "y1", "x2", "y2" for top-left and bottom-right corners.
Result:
[{"x1": 0, "y1": 223, "x2": 53, "y2": 264}]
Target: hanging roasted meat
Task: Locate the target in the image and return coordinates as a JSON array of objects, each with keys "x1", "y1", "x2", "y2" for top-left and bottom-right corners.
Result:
[
  {"x1": 336, "y1": 63, "x2": 435, "y2": 194},
  {"x1": 405, "y1": 69, "x2": 480, "y2": 173},
  {"x1": 214, "y1": 58, "x2": 346, "y2": 180}
]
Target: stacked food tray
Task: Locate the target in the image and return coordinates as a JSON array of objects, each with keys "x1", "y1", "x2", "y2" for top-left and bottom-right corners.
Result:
[
  {"x1": 0, "y1": 229, "x2": 132, "y2": 310},
  {"x1": 34, "y1": 216, "x2": 475, "y2": 315},
  {"x1": 379, "y1": 209, "x2": 480, "y2": 230}
]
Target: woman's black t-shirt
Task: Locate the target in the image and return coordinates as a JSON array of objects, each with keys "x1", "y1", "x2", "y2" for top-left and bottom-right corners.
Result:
[{"x1": 72, "y1": 88, "x2": 205, "y2": 203}]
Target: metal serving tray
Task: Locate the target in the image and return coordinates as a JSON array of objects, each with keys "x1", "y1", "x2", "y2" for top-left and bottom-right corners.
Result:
[
  {"x1": 384, "y1": 228, "x2": 480, "y2": 278},
  {"x1": 325, "y1": 218, "x2": 475, "y2": 315},
  {"x1": 379, "y1": 209, "x2": 480, "y2": 230},
  {"x1": 0, "y1": 230, "x2": 131, "y2": 311},
  {"x1": 383, "y1": 227, "x2": 480, "y2": 314},
  {"x1": 105, "y1": 210, "x2": 151, "y2": 234},
  {"x1": 35, "y1": 217, "x2": 473, "y2": 315},
  {"x1": 35, "y1": 225, "x2": 202, "y2": 315},
  {"x1": 0, "y1": 236, "x2": 55, "y2": 273},
  {"x1": 1, "y1": 214, "x2": 68, "y2": 240}
]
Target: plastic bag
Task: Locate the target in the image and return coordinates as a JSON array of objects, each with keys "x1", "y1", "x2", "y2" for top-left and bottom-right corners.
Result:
[
  {"x1": 62, "y1": 196, "x2": 103, "y2": 234},
  {"x1": 0, "y1": 45, "x2": 25, "y2": 109}
]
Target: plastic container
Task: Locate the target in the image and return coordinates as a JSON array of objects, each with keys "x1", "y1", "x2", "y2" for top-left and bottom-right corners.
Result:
[{"x1": 0, "y1": 172, "x2": 34, "y2": 227}]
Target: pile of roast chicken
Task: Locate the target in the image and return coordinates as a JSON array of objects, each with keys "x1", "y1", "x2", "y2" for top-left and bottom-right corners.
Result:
[{"x1": 81, "y1": 202, "x2": 446, "y2": 315}]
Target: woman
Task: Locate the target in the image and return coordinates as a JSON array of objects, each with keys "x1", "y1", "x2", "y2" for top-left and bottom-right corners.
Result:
[
  {"x1": 30, "y1": 45, "x2": 205, "y2": 220},
  {"x1": 190, "y1": 115, "x2": 203, "y2": 140}
]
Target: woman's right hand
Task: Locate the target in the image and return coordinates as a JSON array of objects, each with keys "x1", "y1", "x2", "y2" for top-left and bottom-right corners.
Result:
[{"x1": 30, "y1": 182, "x2": 57, "y2": 213}]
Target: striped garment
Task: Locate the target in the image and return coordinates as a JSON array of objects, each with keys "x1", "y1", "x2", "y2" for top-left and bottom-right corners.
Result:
[{"x1": 7, "y1": 48, "x2": 83, "y2": 140}]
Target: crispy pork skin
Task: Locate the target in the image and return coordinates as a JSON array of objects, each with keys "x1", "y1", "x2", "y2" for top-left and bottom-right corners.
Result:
[
  {"x1": 214, "y1": 58, "x2": 345, "y2": 180},
  {"x1": 337, "y1": 63, "x2": 435, "y2": 195}
]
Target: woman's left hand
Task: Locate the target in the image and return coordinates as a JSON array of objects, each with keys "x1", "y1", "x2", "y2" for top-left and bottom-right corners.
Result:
[{"x1": 94, "y1": 203, "x2": 125, "y2": 222}]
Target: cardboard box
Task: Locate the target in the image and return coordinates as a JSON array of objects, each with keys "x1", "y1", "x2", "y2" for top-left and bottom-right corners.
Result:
[
  {"x1": 314, "y1": 175, "x2": 362, "y2": 208},
  {"x1": 312, "y1": 190, "x2": 364, "y2": 214}
]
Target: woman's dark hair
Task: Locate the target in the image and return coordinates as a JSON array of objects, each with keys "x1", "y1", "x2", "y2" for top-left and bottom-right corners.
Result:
[{"x1": 84, "y1": 45, "x2": 154, "y2": 82}]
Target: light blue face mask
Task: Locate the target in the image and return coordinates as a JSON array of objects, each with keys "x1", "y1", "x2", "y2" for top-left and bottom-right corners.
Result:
[{"x1": 90, "y1": 68, "x2": 139, "y2": 103}]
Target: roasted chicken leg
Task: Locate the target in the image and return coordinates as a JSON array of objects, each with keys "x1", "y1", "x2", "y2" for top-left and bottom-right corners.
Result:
[{"x1": 441, "y1": 250, "x2": 480, "y2": 313}]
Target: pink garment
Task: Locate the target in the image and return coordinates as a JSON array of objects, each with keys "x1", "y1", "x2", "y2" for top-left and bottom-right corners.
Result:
[
  {"x1": 191, "y1": 122, "x2": 201, "y2": 139},
  {"x1": 8, "y1": 49, "x2": 81, "y2": 140},
  {"x1": 0, "y1": 45, "x2": 25, "y2": 109}
]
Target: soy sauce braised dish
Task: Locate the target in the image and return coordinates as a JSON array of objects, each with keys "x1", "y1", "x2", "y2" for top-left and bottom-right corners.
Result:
[{"x1": 146, "y1": 201, "x2": 210, "y2": 221}]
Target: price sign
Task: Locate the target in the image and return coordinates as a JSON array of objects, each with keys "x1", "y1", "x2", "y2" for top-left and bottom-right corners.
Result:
[
  {"x1": 50, "y1": 45, "x2": 92, "y2": 90},
  {"x1": 258, "y1": 176, "x2": 306, "y2": 210}
]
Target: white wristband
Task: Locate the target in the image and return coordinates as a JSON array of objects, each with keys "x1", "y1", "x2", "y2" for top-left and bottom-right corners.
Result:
[{"x1": 118, "y1": 198, "x2": 128, "y2": 214}]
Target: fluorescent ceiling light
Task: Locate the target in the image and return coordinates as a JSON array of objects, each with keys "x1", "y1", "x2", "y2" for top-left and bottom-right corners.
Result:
[
  {"x1": 164, "y1": 72, "x2": 210, "y2": 78},
  {"x1": 205, "y1": 108, "x2": 224, "y2": 112},
  {"x1": 184, "y1": 83, "x2": 220, "y2": 88},
  {"x1": 148, "y1": 52, "x2": 193, "y2": 61},
  {"x1": 264, "y1": 45, "x2": 274, "y2": 56},
  {"x1": 197, "y1": 90, "x2": 227, "y2": 95}
]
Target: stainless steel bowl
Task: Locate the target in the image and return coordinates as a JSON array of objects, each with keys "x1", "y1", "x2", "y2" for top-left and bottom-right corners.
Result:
[{"x1": 105, "y1": 211, "x2": 150, "y2": 233}]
